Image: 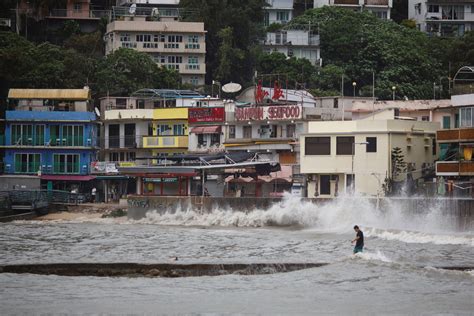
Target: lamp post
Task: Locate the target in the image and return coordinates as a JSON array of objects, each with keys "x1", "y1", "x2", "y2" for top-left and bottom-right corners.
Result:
[
  {"x1": 391, "y1": 86, "x2": 396, "y2": 100},
  {"x1": 212, "y1": 80, "x2": 221, "y2": 99},
  {"x1": 351, "y1": 141, "x2": 369, "y2": 193},
  {"x1": 352, "y1": 81, "x2": 357, "y2": 97}
]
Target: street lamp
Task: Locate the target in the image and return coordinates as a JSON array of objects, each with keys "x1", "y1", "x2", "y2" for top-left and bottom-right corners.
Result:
[
  {"x1": 352, "y1": 81, "x2": 357, "y2": 97},
  {"x1": 351, "y1": 141, "x2": 369, "y2": 193},
  {"x1": 212, "y1": 80, "x2": 221, "y2": 99},
  {"x1": 391, "y1": 86, "x2": 396, "y2": 100}
]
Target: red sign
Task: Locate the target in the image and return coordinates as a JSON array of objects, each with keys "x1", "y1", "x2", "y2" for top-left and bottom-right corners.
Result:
[
  {"x1": 235, "y1": 105, "x2": 302, "y2": 121},
  {"x1": 188, "y1": 107, "x2": 225, "y2": 123}
]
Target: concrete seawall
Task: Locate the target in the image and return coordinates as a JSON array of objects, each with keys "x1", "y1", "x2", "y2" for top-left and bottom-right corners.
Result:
[{"x1": 127, "y1": 196, "x2": 474, "y2": 230}]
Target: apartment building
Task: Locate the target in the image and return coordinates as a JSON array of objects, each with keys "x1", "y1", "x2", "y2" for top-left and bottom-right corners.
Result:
[
  {"x1": 1, "y1": 89, "x2": 98, "y2": 193},
  {"x1": 104, "y1": 7, "x2": 206, "y2": 86},
  {"x1": 409, "y1": 0, "x2": 474, "y2": 36},
  {"x1": 300, "y1": 110, "x2": 439, "y2": 197},
  {"x1": 264, "y1": 0, "x2": 295, "y2": 26},
  {"x1": 314, "y1": 0, "x2": 393, "y2": 19}
]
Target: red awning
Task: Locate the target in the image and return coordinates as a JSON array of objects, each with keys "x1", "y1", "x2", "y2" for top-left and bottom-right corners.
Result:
[
  {"x1": 191, "y1": 126, "x2": 221, "y2": 134},
  {"x1": 40, "y1": 175, "x2": 96, "y2": 181}
]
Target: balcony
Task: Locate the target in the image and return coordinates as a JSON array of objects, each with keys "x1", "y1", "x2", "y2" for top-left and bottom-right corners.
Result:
[
  {"x1": 180, "y1": 63, "x2": 206, "y2": 74},
  {"x1": 143, "y1": 136, "x2": 188, "y2": 149},
  {"x1": 48, "y1": 9, "x2": 110, "y2": 19},
  {"x1": 2, "y1": 136, "x2": 95, "y2": 148},
  {"x1": 436, "y1": 160, "x2": 474, "y2": 176},
  {"x1": 334, "y1": 0, "x2": 360, "y2": 5},
  {"x1": 104, "y1": 136, "x2": 143, "y2": 149},
  {"x1": 437, "y1": 128, "x2": 474, "y2": 143}
]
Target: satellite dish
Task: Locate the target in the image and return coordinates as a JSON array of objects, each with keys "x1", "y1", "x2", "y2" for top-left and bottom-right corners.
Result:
[
  {"x1": 222, "y1": 82, "x2": 242, "y2": 93},
  {"x1": 94, "y1": 107, "x2": 100, "y2": 117},
  {"x1": 129, "y1": 3, "x2": 137, "y2": 15}
]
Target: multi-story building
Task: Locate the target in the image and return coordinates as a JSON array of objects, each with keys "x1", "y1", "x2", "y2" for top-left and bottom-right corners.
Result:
[
  {"x1": 300, "y1": 109, "x2": 439, "y2": 197},
  {"x1": 435, "y1": 93, "x2": 474, "y2": 196},
  {"x1": 222, "y1": 103, "x2": 322, "y2": 197},
  {"x1": 1, "y1": 89, "x2": 98, "y2": 193},
  {"x1": 263, "y1": 26, "x2": 321, "y2": 66},
  {"x1": 313, "y1": 0, "x2": 393, "y2": 19},
  {"x1": 264, "y1": 0, "x2": 295, "y2": 26},
  {"x1": 188, "y1": 107, "x2": 227, "y2": 154},
  {"x1": 409, "y1": 0, "x2": 474, "y2": 36},
  {"x1": 104, "y1": 6, "x2": 206, "y2": 86}
]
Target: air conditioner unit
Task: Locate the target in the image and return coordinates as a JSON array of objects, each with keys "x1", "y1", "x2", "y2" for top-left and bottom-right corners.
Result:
[{"x1": 0, "y1": 19, "x2": 11, "y2": 27}]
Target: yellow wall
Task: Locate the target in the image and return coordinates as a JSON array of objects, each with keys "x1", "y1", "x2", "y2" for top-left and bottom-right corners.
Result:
[{"x1": 153, "y1": 108, "x2": 188, "y2": 120}]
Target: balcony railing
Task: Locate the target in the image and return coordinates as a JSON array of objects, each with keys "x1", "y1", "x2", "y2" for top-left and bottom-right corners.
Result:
[
  {"x1": 365, "y1": 0, "x2": 388, "y2": 5},
  {"x1": 48, "y1": 9, "x2": 110, "y2": 19},
  {"x1": 6, "y1": 136, "x2": 94, "y2": 147},
  {"x1": 334, "y1": 0, "x2": 360, "y2": 5},
  {"x1": 103, "y1": 136, "x2": 143, "y2": 149},
  {"x1": 143, "y1": 135, "x2": 188, "y2": 148},
  {"x1": 436, "y1": 160, "x2": 474, "y2": 176},
  {"x1": 14, "y1": 162, "x2": 41, "y2": 174},
  {"x1": 437, "y1": 128, "x2": 474, "y2": 143}
]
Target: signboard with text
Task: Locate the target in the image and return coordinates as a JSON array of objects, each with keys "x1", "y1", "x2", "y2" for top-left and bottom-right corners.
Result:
[
  {"x1": 188, "y1": 107, "x2": 225, "y2": 123},
  {"x1": 235, "y1": 105, "x2": 302, "y2": 121}
]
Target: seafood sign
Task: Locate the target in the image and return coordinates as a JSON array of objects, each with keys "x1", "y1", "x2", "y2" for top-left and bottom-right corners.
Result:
[{"x1": 235, "y1": 105, "x2": 302, "y2": 121}]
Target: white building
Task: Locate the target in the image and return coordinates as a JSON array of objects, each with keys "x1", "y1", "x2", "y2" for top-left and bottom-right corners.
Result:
[
  {"x1": 300, "y1": 110, "x2": 440, "y2": 197},
  {"x1": 263, "y1": 28, "x2": 321, "y2": 66},
  {"x1": 264, "y1": 0, "x2": 295, "y2": 26},
  {"x1": 314, "y1": 0, "x2": 392, "y2": 19},
  {"x1": 408, "y1": 0, "x2": 474, "y2": 36},
  {"x1": 105, "y1": 7, "x2": 206, "y2": 86}
]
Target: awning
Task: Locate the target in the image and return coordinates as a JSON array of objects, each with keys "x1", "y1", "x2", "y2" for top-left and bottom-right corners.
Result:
[
  {"x1": 191, "y1": 126, "x2": 221, "y2": 134},
  {"x1": 225, "y1": 165, "x2": 293, "y2": 183},
  {"x1": 8, "y1": 89, "x2": 91, "y2": 100},
  {"x1": 95, "y1": 175, "x2": 130, "y2": 180},
  {"x1": 40, "y1": 175, "x2": 95, "y2": 181}
]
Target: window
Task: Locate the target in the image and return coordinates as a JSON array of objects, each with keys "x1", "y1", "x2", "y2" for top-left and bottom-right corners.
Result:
[
  {"x1": 334, "y1": 99, "x2": 339, "y2": 109},
  {"x1": 243, "y1": 126, "x2": 252, "y2": 138},
  {"x1": 50, "y1": 125, "x2": 60, "y2": 146},
  {"x1": 190, "y1": 76, "x2": 199, "y2": 86},
  {"x1": 336, "y1": 136, "x2": 354, "y2": 155},
  {"x1": 167, "y1": 35, "x2": 183, "y2": 42},
  {"x1": 54, "y1": 154, "x2": 79, "y2": 174},
  {"x1": 61, "y1": 125, "x2": 84, "y2": 146},
  {"x1": 116, "y1": 98, "x2": 127, "y2": 108},
  {"x1": 120, "y1": 33, "x2": 130, "y2": 42},
  {"x1": 148, "y1": 123, "x2": 154, "y2": 136},
  {"x1": 421, "y1": 116, "x2": 430, "y2": 121},
  {"x1": 109, "y1": 124, "x2": 120, "y2": 148},
  {"x1": 320, "y1": 175, "x2": 331, "y2": 195},
  {"x1": 428, "y1": 5, "x2": 439, "y2": 12},
  {"x1": 188, "y1": 55, "x2": 199, "y2": 64},
  {"x1": 167, "y1": 56, "x2": 182, "y2": 64},
  {"x1": 460, "y1": 107, "x2": 473, "y2": 127},
  {"x1": 173, "y1": 124, "x2": 185, "y2": 135},
  {"x1": 35, "y1": 125, "x2": 45, "y2": 146},
  {"x1": 197, "y1": 134, "x2": 205, "y2": 146},
  {"x1": 276, "y1": 11, "x2": 289, "y2": 22},
  {"x1": 14, "y1": 153, "x2": 40, "y2": 173},
  {"x1": 442, "y1": 116, "x2": 451, "y2": 129},
  {"x1": 432, "y1": 138, "x2": 437, "y2": 156},
  {"x1": 455, "y1": 113, "x2": 459, "y2": 128},
  {"x1": 211, "y1": 133, "x2": 220, "y2": 146},
  {"x1": 229, "y1": 125, "x2": 236, "y2": 139},
  {"x1": 188, "y1": 35, "x2": 199, "y2": 43},
  {"x1": 73, "y1": 3, "x2": 82, "y2": 12},
  {"x1": 11, "y1": 124, "x2": 33, "y2": 145},
  {"x1": 305, "y1": 137, "x2": 330, "y2": 155},
  {"x1": 366, "y1": 137, "x2": 377, "y2": 153},
  {"x1": 136, "y1": 34, "x2": 151, "y2": 42},
  {"x1": 442, "y1": 5, "x2": 464, "y2": 20},
  {"x1": 124, "y1": 124, "x2": 136, "y2": 147},
  {"x1": 270, "y1": 125, "x2": 277, "y2": 138},
  {"x1": 286, "y1": 124, "x2": 296, "y2": 138},
  {"x1": 264, "y1": 11, "x2": 269, "y2": 26}
]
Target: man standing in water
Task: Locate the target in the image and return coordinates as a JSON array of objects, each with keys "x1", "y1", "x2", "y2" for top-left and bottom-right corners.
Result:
[{"x1": 352, "y1": 225, "x2": 364, "y2": 254}]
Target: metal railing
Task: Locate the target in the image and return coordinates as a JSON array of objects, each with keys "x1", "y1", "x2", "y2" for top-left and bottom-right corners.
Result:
[{"x1": 48, "y1": 9, "x2": 110, "y2": 19}]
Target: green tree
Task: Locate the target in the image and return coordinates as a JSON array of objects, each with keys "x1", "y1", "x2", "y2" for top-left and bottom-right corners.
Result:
[
  {"x1": 95, "y1": 48, "x2": 180, "y2": 96},
  {"x1": 180, "y1": 0, "x2": 266, "y2": 85},
  {"x1": 290, "y1": 7, "x2": 444, "y2": 99}
]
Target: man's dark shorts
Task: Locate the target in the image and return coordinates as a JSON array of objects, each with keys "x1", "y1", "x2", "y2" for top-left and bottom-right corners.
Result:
[{"x1": 353, "y1": 246, "x2": 363, "y2": 254}]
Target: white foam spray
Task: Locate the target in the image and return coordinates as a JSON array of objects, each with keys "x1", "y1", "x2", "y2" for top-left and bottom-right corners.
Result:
[{"x1": 135, "y1": 193, "x2": 473, "y2": 246}]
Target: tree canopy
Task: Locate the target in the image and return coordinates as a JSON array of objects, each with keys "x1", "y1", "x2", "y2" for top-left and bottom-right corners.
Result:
[{"x1": 180, "y1": 0, "x2": 267, "y2": 86}]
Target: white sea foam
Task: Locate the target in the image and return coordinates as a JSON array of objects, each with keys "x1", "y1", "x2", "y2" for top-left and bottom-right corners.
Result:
[
  {"x1": 365, "y1": 228, "x2": 474, "y2": 246},
  {"x1": 353, "y1": 250, "x2": 393, "y2": 263}
]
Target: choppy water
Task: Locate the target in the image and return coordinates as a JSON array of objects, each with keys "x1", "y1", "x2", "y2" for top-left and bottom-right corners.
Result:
[{"x1": 1, "y1": 195, "x2": 473, "y2": 314}]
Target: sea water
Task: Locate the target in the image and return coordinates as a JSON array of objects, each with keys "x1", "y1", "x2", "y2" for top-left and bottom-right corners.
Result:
[{"x1": 0, "y1": 195, "x2": 473, "y2": 314}]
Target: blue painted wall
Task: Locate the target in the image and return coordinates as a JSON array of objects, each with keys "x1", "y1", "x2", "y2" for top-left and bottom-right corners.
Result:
[{"x1": 3, "y1": 111, "x2": 98, "y2": 175}]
